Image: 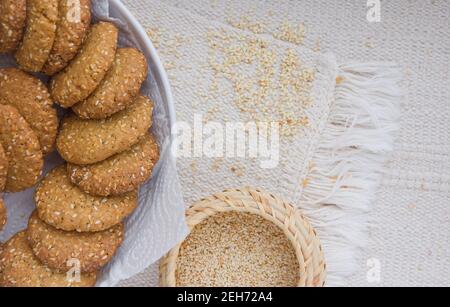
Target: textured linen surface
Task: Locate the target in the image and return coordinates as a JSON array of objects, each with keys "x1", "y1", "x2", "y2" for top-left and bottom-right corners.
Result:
[
  {"x1": 119, "y1": 0, "x2": 340, "y2": 286},
  {"x1": 118, "y1": 0, "x2": 450, "y2": 287},
  {"x1": 133, "y1": 0, "x2": 338, "y2": 206}
]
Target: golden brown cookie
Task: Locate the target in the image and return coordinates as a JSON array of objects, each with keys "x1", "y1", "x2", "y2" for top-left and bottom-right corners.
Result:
[
  {"x1": 27, "y1": 211, "x2": 124, "y2": 273},
  {"x1": 0, "y1": 197, "x2": 6, "y2": 231},
  {"x1": 50, "y1": 22, "x2": 118, "y2": 107},
  {"x1": 0, "y1": 68, "x2": 58, "y2": 155},
  {"x1": 57, "y1": 95, "x2": 153, "y2": 165},
  {"x1": 36, "y1": 165, "x2": 137, "y2": 232},
  {"x1": 0, "y1": 232, "x2": 97, "y2": 287},
  {"x1": 15, "y1": 0, "x2": 59, "y2": 72},
  {"x1": 72, "y1": 47, "x2": 148, "y2": 119},
  {"x1": 0, "y1": 105, "x2": 43, "y2": 192},
  {"x1": 68, "y1": 134, "x2": 159, "y2": 197},
  {"x1": 0, "y1": 0, "x2": 27, "y2": 53},
  {"x1": 42, "y1": 0, "x2": 92, "y2": 75},
  {"x1": 0, "y1": 142, "x2": 7, "y2": 191}
]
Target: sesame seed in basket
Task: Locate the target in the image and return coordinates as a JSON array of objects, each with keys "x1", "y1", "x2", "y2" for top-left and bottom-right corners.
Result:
[{"x1": 160, "y1": 188, "x2": 326, "y2": 287}]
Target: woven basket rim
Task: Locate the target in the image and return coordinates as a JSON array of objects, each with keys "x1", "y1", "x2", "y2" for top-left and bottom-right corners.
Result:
[{"x1": 159, "y1": 187, "x2": 326, "y2": 287}]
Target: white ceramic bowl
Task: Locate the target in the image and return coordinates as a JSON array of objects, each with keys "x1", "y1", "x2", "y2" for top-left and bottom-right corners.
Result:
[
  {"x1": 0, "y1": 2, "x2": 182, "y2": 284},
  {"x1": 109, "y1": 0, "x2": 176, "y2": 132}
]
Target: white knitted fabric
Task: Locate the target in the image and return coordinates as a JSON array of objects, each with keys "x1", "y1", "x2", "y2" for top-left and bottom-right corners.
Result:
[
  {"x1": 165, "y1": 0, "x2": 450, "y2": 287},
  {"x1": 116, "y1": 0, "x2": 414, "y2": 287},
  {"x1": 161, "y1": 0, "x2": 450, "y2": 288}
]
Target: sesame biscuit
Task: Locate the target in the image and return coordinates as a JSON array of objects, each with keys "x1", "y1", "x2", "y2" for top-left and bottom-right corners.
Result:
[
  {"x1": 0, "y1": 105, "x2": 43, "y2": 192},
  {"x1": 0, "y1": 142, "x2": 7, "y2": 191},
  {"x1": 57, "y1": 95, "x2": 153, "y2": 165},
  {"x1": 0, "y1": 0, "x2": 27, "y2": 53},
  {"x1": 27, "y1": 212, "x2": 124, "y2": 273},
  {"x1": 0, "y1": 232, "x2": 97, "y2": 287},
  {"x1": 50, "y1": 22, "x2": 118, "y2": 108},
  {"x1": 68, "y1": 133, "x2": 160, "y2": 197},
  {"x1": 15, "y1": 0, "x2": 59, "y2": 72},
  {"x1": 0, "y1": 68, "x2": 58, "y2": 155},
  {"x1": 42, "y1": 0, "x2": 92, "y2": 76},
  {"x1": 36, "y1": 165, "x2": 137, "y2": 232},
  {"x1": 0, "y1": 198, "x2": 6, "y2": 230},
  {"x1": 72, "y1": 47, "x2": 148, "y2": 119}
]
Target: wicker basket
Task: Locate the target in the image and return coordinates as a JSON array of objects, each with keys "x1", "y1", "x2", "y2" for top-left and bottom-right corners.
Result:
[{"x1": 159, "y1": 187, "x2": 326, "y2": 287}]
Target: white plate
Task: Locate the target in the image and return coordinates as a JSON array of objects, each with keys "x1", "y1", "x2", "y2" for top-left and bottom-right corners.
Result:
[{"x1": 1, "y1": 0, "x2": 188, "y2": 287}]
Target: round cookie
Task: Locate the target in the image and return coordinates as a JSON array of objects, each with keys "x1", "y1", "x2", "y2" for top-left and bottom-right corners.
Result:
[
  {"x1": 0, "y1": 68, "x2": 58, "y2": 155},
  {"x1": 36, "y1": 165, "x2": 137, "y2": 232},
  {"x1": 57, "y1": 95, "x2": 153, "y2": 165},
  {"x1": 68, "y1": 134, "x2": 159, "y2": 197},
  {"x1": 0, "y1": 197, "x2": 6, "y2": 230},
  {"x1": 0, "y1": 0, "x2": 27, "y2": 53},
  {"x1": 0, "y1": 105, "x2": 43, "y2": 192},
  {"x1": 0, "y1": 142, "x2": 7, "y2": 191},
  {"x1": 72, "y1": 47, "x2": 148, "y2": 119},
  {"x1": 50, "y1": 22, "x2": 118, "y2": 108},
  {"x1": 42, "y1": 0, "x2": 92, "y2": 76},
  {"x1": 0, "y1": 232, "x2": 97, "y2": 287},
  {"x1": 15, "y1": 0, "x2": 59, "y2": 72},
  {"x1": 27, "y1": 212, "x2": 124, "y2": 273}
]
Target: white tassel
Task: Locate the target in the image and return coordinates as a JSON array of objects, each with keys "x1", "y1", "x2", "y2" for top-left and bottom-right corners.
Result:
[{"x1": 299, "y1": 62, "x2": 403, "y2": 286}]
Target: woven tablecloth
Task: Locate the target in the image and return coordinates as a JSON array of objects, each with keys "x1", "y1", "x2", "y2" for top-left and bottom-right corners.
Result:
[{"x1": 120, "y1": 0, "x2": 450, "y2": 287}]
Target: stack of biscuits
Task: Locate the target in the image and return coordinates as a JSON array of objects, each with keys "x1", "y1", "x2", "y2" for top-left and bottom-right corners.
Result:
[{"x1": 0, "y1": 0, "x2": 160, "y2": 287}]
